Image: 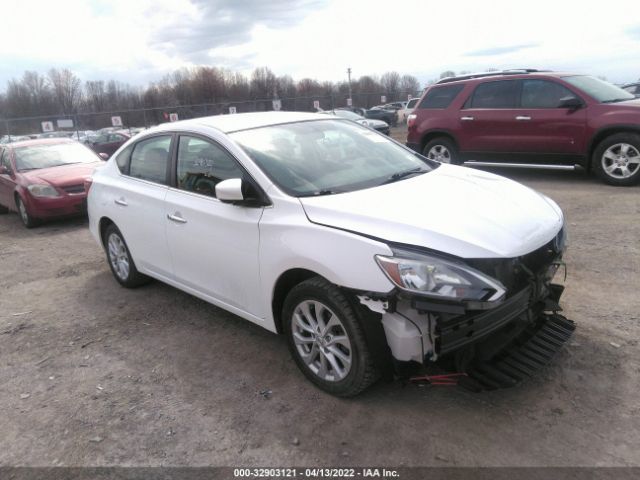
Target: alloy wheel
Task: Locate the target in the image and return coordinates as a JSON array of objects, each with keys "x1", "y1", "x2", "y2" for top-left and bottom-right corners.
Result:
[
  {"x1": 427, "y1": 144, "x2": 451, "y2": 163},
  {"x1": 18, "y1": 200, "x2": 29, "y2": 225},
  {"x1": 108, "y1": 233, "x2": 130, "y2": 281},
  {"x1": 601, "y1": 143, "x2": 640, "y2": 179},
  {"x1": 291, "y1": 300, "x2": 352, "y2": 382}
]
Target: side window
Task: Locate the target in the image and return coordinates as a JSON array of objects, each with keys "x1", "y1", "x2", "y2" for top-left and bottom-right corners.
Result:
[
  {"x1": 128, "y1": 135, "x2": 172, "y2": 184},
  {"x1": 176, "y1": 136, "x2": 246, "y2": 198},
  {"x1": 114, "y1": 144, "x2": 133, "y2": 174},
  {"x1": 469, "y1": 80, "x2": 519, "y2": 108},
  {"x1": 418, "y1": 85, "x2": 464, "y2": 109},
  {"x1": 521, "y1": 80, "x2": 577, "y2": 108}
]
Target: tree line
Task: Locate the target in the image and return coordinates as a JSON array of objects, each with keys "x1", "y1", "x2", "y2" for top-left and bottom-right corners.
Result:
[{"x1": 0, "y1": 66, "x2": 422, "y2": 120}]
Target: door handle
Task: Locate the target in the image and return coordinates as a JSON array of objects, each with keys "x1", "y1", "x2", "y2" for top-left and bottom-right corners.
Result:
[
  {"x1": 114, "y1": 198, "x2": 128, "y2": 206},
  {"x1": 167, "y1": 213, "x2": 187, "y2": 224},
  {"x1": 515, "y1": 115, "x2": 531, "y2": 121},
  {"x1": 460, "y1": 116, "x2": 474, "y2": 121}
]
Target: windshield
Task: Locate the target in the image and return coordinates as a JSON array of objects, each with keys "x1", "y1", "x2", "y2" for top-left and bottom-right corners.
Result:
[
  {"x1": 15, "y1": 142, "x2": 100, "y2": 171},
  {"x1": 333, "y1": 109, "x2": 364, "y2": 121},
  {"x1": 564, "y1": 75, "x2": 635, "y2": 103},
  {"x1": 230, "y1": 119, "x2": 435, "y2": 197}
]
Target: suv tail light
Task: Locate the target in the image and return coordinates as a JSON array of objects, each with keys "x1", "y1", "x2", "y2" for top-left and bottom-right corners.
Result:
[{"x1": 407, "y1": 114, "x2": 417, "y2": 128}]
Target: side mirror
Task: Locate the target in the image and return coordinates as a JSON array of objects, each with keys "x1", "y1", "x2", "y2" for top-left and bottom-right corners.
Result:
[
  {"x1": 98, "y1": 153, "x2": 109, "y2": 160},
  {"x1": 0, "y1": 165, "x2": 9, "y2": 175},
  {"x1": 558, "y1": 96, "x2": 583, "y2": 110},
  {"x1": 215, "y1": 178, "x2": 244, "y2": 203}
]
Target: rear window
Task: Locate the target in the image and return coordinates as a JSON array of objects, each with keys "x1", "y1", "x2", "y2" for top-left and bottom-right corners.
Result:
[
  {"x1": 468, "y1": 80, "x2": 519, "y2": 108},
  {"x1": 418, "y1": 85, "x2": 464, "y2": 109}
]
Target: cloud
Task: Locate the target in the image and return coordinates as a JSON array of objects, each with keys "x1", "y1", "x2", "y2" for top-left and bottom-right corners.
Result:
[
  {"x1": 465, "y1": 44, "x2": 538, "y2": 57},
  {"x1": 150, "y1": 0, "x2": 328, "y2": 64},
  {"x1": 627, "y1": 25, "x2": 640, "y2": 40}
]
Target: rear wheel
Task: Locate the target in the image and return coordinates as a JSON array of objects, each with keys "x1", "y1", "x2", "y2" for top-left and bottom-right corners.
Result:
[
  {"x1": 15, "y1": 196, "x2": 38, "y2": 228},
  {"x1": 104, "y1": 224, "x2": 150, "y2": 288},
  {"x1": 593, "y1": 133, "x2": 640, "y2": 186},
  {"x1": 423, "y1": 137, "x2": 460, "y2": 165},
  {"x1": 283, "y1": 277, "x2": 379, "y2": 397}
]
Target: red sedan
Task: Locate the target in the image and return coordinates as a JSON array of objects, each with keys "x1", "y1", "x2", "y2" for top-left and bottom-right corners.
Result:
[{"x1": 0, "y1": 139, "x2": 104, "y2": 228}]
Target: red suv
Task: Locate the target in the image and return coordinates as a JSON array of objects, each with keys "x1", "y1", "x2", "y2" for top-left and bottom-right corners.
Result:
[{"x1": 406, "y1": 70, "x2": 640, "y2": 186}]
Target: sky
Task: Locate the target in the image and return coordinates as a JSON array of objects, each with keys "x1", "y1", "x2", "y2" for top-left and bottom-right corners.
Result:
[{"x1": 1, "y1": 0, "x2": 639, "y2": 90}]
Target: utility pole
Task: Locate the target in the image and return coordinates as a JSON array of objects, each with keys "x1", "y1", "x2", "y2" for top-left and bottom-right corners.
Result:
[{"x1": 347, "y1": 67, "x2": 353, "y2": 106}]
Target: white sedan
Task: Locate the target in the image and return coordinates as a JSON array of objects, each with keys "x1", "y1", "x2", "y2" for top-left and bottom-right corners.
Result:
[{"x1": 88, "y1": 111, "x2": 573, "y2": 396}]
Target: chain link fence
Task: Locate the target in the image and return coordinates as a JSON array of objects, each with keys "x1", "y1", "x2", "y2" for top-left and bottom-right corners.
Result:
[{"x1": 0, "y1": 91, "x2": 420, "y2": 140}]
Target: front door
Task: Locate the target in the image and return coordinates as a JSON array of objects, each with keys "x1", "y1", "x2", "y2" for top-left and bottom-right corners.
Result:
[{"x1": 164, "y1": 134, "x2": 264, "y2": 318}]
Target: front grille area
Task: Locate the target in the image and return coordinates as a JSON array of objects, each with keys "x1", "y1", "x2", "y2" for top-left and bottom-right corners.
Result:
[
  {"x1": 468, "y1": 231, "x2": 562, "y2": 295},
  {"x1": 62, "y1": 184, "x2": 85, "y2": 194}
]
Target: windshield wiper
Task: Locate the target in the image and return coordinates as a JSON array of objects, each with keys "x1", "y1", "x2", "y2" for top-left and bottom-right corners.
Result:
[
  {"x1": 311, "y1": 189, "x2": 341, "y2": 196},
  {"x1": 381, "y1": 167, "x2": 426, "y2": 185}
]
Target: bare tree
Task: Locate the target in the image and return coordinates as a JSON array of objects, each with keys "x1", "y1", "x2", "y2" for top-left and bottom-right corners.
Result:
[
  {"x1": 48, "y1": 68, "x2": 82, "y2": 113},
  {"x1": 399, "y1": 74, "x2": 420, "y2": 96},
  {"x1": 380, "y1": 71, "x2": 401, "y2": 100}
]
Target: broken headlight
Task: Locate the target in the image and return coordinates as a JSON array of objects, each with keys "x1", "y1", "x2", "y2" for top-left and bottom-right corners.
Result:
[{"x1": 376, "y1": 249, "x2": 506, "y2": 302}]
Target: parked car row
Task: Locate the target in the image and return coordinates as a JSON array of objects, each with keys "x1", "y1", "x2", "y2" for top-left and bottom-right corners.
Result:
[{"x1": 406, "y1": 69, "x2": 640, "y2": 186}]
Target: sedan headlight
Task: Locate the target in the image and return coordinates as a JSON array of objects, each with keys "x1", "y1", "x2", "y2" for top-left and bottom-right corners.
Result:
[
  {"x1": 376, "y1": 250, "x2": 506, "y2": 302},
  {"x1": 27, "y1": 184, "x2": 60, "y2": 198}
]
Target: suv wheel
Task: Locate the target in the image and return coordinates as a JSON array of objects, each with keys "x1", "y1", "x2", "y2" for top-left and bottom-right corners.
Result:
[
  {"x1": 423, "y1": 137, "x2": 459, "y2": 165},
  {"x1": 593, "y1": 133, "x2": 640, "y2": 186},
  {"x1": 104, "y1": 224, "x2": 150, "y2": 288},
  {"x1": 283, "y1": 277, "x2": 379, "y2": 397}
]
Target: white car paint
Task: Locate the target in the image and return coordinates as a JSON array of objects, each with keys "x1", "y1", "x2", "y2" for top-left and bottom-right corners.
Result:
[
  {"x1": 88, "y1": 111, "x2": 564, "y2": 339},
  {"x1": 300, "y1": 164, "x2": 563, "y2": 258}
]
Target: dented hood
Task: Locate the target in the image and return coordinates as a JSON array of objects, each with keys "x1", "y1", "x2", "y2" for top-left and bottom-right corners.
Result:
[{"x1": 299, "y1": 164, "x2": 564, "y2": 259}]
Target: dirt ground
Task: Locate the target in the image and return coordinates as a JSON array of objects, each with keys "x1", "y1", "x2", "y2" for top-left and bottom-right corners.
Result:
[{"x1": 1, "y1": 128, "x2": 639, "y2": 467}]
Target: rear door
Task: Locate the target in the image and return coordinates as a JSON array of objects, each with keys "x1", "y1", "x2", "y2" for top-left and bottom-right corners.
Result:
[
  {"x1": 458, "y1": 79, "x2": 522, "y2": 153},
  {"x1": 0, "y1": 148, "x2": 16, "y2": 209},
  {"x1": 164, "y1": 134, "x2": 265, "y2": 317},
  {"x1": 106, "y1": 134, "x2": 174, "y2": 278}
]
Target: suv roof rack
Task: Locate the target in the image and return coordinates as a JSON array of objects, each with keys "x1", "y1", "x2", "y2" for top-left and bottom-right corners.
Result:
[{"x1": 436, "y1": 69, "x2": 552, "y2": 84}]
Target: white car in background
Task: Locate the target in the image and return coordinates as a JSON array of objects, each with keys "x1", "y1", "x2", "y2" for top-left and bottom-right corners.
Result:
[
  {"x1": 398, "y1": 98, "x2": 420, "y2": 123},
  {"x1": 88, "y1": 111, "x2": 574, "y2": 396}
]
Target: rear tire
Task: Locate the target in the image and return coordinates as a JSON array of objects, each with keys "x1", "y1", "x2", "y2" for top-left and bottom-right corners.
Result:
[
  {"x1": 423, "y1": 137, "x2": 460, "y2": 165},
  {"x1": 104, "y1": 224, "x2": 150, "y2": 288},
  {"x1": 283, "y1": 277, "x2": 379, "y2": 397},
  {"x1": 15, "y1": 196, "x2": 38, "y2": 228},
  {"x1": 593, "y1": 133, "x2": 640, "y2": 186}
]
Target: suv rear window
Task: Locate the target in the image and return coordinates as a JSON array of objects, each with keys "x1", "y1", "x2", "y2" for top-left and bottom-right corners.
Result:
[
  {"x1": 418, "y1": 85, "x2": 464, "y2": 109},
  {"x1": 468, "y1": 80, "x2": 519, "y2": 108}
]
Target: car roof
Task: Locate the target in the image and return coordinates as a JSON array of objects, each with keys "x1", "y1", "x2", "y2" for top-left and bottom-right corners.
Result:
[
  {"x1": 5, "y1": 138, "x2": 76, "y2": 149},
  {"x1": 150, "y1": 111, "x2": 328, "y2": 134}
]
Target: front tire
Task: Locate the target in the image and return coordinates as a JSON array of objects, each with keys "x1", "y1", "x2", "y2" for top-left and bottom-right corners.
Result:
[
  {"x1": 423, "y1": 137, "x2": 460, "y2": 165},
  {"x1": 104, "y1": 224, "x2": 150, "y2": 288},
  {"x1": 283, "y1": 277, "x2": 379, "y2": 397},
  {"x1": 15, "y1": 196, "x2": 38, "y2": 228},
  {"x1": 0, "y1": 203, "x2": 8, "y2": 214},
  {"x1": 593, "y1": 133, "x2": 640, "y2": 186}
]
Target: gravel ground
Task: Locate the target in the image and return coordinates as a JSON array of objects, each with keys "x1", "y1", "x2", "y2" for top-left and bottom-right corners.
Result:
[{"x1": 1, "y1": 128, "x2": 639, "y2": 467}]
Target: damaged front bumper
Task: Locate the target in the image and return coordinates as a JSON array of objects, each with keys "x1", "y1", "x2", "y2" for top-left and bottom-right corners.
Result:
[{"x1": 358, "y1": 280, "x2": 575, "y2": 390}]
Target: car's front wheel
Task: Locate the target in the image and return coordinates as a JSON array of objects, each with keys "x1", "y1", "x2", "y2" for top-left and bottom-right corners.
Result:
[
  {"x1": 423, "y1": 137, "x2": 459, "y2": 165},
  {"x1": 15, "y1": 196, "x2": 38, "y2": 228},
  {"x1": 104, "y1": 224, "x2": 150, "y2": 288},
  {"x1": 283, "y1": 277, "x2": 379, "y2": 397},
  {"x1": 593, "y1": 133, "x2": 640, "y2": 186}
]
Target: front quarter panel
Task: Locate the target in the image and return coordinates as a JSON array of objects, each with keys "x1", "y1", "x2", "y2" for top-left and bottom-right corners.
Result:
[{"x1": 259, "y1": 194, "x2": 395, "y2": 325}]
